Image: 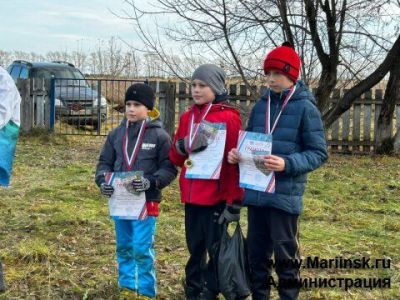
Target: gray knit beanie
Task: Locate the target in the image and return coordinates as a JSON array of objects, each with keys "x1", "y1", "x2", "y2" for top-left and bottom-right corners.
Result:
[{"x1": 191, "y1": 64, "x2": 227, "y2": 96}]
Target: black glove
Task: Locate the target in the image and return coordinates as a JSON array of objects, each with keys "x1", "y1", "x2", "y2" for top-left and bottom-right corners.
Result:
[
  {"x1": 176, "y1": 132, "x2": 208, "y2": 155},
  {"x1": 100, "y1": 183, "x2": 114, "y2": 197},
  {"x1": 218, "y1": 202, "x2": 241, "y2": 224},
  {"x1": 131, "y1": 177, "x2": 155, "y2": 192},
  {"x1": 253, "y1": 155, "x2": 272, "y2": 177}
]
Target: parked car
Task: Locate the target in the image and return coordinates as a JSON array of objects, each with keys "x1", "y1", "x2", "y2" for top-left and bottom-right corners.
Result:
[{"x1": 7, "y1": 60, "x2": 108, "y2": 129}]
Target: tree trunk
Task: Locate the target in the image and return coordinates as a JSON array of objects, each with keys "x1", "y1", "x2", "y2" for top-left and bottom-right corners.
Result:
[
  {"x1": 323, "y1": 34, "x2": 400, "y2": 128},
  {"x1": 315, "y1": 67, "x2": 337, "y2": 114},
  {"x1": 375, "y1": 58, "x2": 400, "y2": 154},
  {"x1": 393, "y1": 128, "x2": 400, "y2": 154}
]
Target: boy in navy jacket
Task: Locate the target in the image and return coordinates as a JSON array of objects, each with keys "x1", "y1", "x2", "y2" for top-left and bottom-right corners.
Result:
[
  {"x1": 96, "y1": 83, "x2": 177, "y2": 299},
  {"x1": 228, "y1": 43, "x2": 328, "y2": 300}
]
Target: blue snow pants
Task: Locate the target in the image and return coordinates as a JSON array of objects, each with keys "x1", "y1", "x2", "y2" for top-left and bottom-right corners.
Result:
[{"x1": 114, "y1": 216, "x2": 157, "y2": 297}]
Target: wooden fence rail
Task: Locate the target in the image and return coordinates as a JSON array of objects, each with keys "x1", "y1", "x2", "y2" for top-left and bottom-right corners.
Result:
[
  {"x1": 16, "y1": 79, "x2": 400, "y2": 153},
  {"x1": 173, "y1": 82, "x2": 400, "y2": 154}
]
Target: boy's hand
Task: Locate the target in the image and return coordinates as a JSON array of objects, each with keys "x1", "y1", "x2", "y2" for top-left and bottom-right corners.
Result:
[
  {"x1": 100, "y1": 183, "x2": 114, "y2": 197},
  {"x1": 131, "y1": 177, "x2": 152, "y2": 192},
  {"x1": 253, "y1": 155, "x2": 272, "y2": 176},
  {"x1": 176, "y1": 132, "x2": 208, "y2": 155},
  {"x1": 264, "y1": 155, "x2": 285, "y2": 172},
  {"x1": 227, "y1": 148, "x2": 241, "y2": 164}
]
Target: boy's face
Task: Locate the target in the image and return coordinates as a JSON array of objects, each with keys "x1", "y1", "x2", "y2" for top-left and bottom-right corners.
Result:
[
  {"x1": 125, "y1": 100, "x2": 149, "y2": 122},
  {"x1": 265, "y1": 70, "x2": 294, "y2": 93},
  {"x1": 191, "y1": 79, "x2": 215, "y2": 105}
]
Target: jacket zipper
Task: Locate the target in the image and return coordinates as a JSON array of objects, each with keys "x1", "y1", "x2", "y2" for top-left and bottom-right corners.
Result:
[{"x1": 271, "y1": 95, "x2": 281, "y2": 128}]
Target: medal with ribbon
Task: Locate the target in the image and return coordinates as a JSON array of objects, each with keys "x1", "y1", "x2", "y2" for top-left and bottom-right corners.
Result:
[
  {"x1": 184, "y1": 103, "x2": 213, "y2": 169},
  {"x1": 122, "y1": 119, "x2": 147, "y2": 171},
  {"x1": 264, "y1": 85, "x2": 296, "y2": 193}
]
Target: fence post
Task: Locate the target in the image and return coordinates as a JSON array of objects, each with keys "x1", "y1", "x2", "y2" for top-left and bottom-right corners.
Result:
[
  {"x1": 178, "y1": 82, "x2": 188, "y2": 118},
  {"x1": 163, "y1": 81, "x2": 176, "y2": 137},
  {"x1": 49, "y1": 78, "x2": 56, "y2": 131},
  {"x1": 158, "y1": 81, "x2": 176, "y2": 136},
  {"x1": 341, "y1": 89, "x2": 350, "y2": 153},
  {"x1": 33, "y1": 78, "x2": 45, "y2": 128},
  {"x1": 97, "y1": 79, "x2": 102, "y2": 135},
  {"x1": 330, "y1": 89, "x2": 340, "y2": 151},
  {"x1": 17, "y1": 79, "x2": 33, "y2": 133},
  {"x1": 363, "y1": 90, "x2": 374, "y2": 152},
  {"x1": 352, "y1": 95, "x2": 361, "y2": 152}
]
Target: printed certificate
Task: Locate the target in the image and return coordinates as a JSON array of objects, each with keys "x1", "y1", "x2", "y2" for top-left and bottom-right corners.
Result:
[
  {"x1": 105, "y1": 171, "x2": 147, "y2": 220},
  {"x1": 185, "y1": 122, "x2": 227, "y2": 180},
  {"x1": 237, "y1": 131, "x2": 275, "y2": 192}
]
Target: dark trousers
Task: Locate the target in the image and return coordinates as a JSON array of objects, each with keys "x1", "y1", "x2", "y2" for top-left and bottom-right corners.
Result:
[
  {"x1": 184, "y1": 203, "x2": 225, "y2": 298},
  {"x1": 247, "y1": 206, "x2": 300, "y2": 300}
]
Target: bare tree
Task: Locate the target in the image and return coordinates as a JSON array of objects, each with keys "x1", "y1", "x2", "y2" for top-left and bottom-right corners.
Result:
[
  {"x1": 323, "y1": 34, "x2": 400, "y2": 127},
  {"x1": 107, "y1": 37, "x2": 129, "y2": 77},
  {"x1": 122, "y1": 0, "x2": 400, "y2": 123},
  {"x1": 46, "y1": 51, "x2": 70, "y2": 63},
  {"x1": 123, "y1": 50, "x2": 141, "y2": 77},
  {"x1": 375, "y1": 48, "x2": 400, "y2": 154},
  {"x1": 0, "y1": 50, "x2": 12, "y2": 68},
  {"x1": 70, "y1": 50, "x2": 87, "y2": 71}
]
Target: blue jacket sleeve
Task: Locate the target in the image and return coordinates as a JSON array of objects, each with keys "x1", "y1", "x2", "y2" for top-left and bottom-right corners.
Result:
[{"x1": 284, "y1": 103, "x2": 328, "y2": 176}]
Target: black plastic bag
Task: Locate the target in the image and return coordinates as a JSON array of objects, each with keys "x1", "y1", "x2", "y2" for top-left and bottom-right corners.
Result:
[{"x1": 218, "y1": 222, "x2": 251, "y2": 300}]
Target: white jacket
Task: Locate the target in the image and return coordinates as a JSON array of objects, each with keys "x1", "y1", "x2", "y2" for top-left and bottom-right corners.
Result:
[{"x1": 0, "y1": 66, "x2": 21, "y2": 129}]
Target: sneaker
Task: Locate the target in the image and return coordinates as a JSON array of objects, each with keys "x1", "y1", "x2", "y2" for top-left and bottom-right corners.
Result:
[{"x1": 119, "y1": 288, "x2": 137, "y2": 300}]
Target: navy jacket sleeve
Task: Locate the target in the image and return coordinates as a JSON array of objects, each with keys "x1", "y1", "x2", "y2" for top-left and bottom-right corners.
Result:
[
  {"x1": 153, "y1": 129, "x2": 178, "y2": 189},
  {"x1": 95, "y1": 133, "x2": 116, "y2": 187},
  {"x1": 284, "y1": 103, "x2": 328, "y2": 176}
]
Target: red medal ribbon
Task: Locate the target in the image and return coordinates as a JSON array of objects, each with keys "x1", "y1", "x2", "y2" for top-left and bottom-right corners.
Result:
[
  {"x1": 122, "y1": 119, "x2": 147, "y2": 171},
  {"x1": 187, "y1": 103, "x2": 212, "y2": 153}
]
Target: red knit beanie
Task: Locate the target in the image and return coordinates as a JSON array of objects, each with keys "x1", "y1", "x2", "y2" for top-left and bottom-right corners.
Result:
[{"x1": 263, "y1": 42, "x2": 301, "y2": 82}]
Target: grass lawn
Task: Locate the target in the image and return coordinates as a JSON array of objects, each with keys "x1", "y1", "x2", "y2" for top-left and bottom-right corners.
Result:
[{"x1": 0, "y1": 133, "x2": 399, "y2": 299}]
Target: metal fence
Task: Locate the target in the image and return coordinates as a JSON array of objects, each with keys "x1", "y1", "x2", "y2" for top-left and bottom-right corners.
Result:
[{"x1": 16, "y1": 78, "x2": 400, "y2": 153}]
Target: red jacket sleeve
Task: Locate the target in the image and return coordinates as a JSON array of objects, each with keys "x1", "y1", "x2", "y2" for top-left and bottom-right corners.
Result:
[
  {"x1": 169, "y1": 112, "x2": 189, "y2": 167},
  {"x1": 220, "y1": 111, "x2": 244, "y2": 204}
]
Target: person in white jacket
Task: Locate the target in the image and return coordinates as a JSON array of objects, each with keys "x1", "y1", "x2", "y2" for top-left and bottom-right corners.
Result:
[
  {"x1": 0, "y1": 65, "x2": 21, "y2": 292},
  {"x1": 0, "y1": 66, "x2": 21, "y2": 187}
]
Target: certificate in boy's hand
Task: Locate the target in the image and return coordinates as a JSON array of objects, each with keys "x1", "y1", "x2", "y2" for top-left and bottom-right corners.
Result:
[
  {"x1": 185, "y1": 122, "x2": 227, "y2": 180},
  {"x1": 237, "y1": 131, "x2": 275, "y2": 193},
  {"x1": 105, "y1": 171, "x2": 147, "y2": 220}
]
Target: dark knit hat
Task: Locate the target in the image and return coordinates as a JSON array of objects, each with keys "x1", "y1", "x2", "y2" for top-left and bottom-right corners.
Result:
[
  {"x1": 125, "y1": 83, "x2": 155, "y2": 110},
  {"x1": 192, "y1": 64, "x2": 227, "y2": 96},
  {"x1": 263, "y1": 42, "x2": 301, "y2": 82}
]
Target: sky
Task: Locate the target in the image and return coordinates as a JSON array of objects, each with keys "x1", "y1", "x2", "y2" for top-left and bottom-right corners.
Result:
[{"x1": 0, "y1": 0, "x2": 150, "y2": 54}]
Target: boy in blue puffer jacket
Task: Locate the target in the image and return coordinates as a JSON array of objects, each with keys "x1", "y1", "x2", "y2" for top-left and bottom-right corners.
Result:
[{"x1": 228, "y1": 42, "x2": 328, "y2": 300}]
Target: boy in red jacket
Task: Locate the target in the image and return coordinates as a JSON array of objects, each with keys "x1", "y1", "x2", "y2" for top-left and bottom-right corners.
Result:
[{"x1": 169, "y1": 64, "x2": 244, "y2": 300}]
